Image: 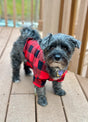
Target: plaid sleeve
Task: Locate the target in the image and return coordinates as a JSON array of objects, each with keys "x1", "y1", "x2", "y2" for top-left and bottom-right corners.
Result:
[{"x1": 33, "y1": 76, "x2": 46, "y2": 88}]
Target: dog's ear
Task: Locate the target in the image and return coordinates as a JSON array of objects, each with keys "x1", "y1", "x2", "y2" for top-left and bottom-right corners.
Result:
[
  {"x1": 41, "y1": 33, "x2": 53, "y2": 50},
  {"x1": 44, "y1": 33, "x2": 53, "y2": 43},
  {"x1": 20, "y1": 26, "x2": 29, "y2": 36},
  {"x1": 70, "y1": 37, "x2": 81, "y2": 49},
  {"x1": 31, "y1": 30, "x2": 35, "y2": 36}
]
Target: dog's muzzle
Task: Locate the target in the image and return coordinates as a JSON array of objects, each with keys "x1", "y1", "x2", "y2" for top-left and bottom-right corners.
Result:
[{"x1": 54, "y1": 54, "x2": 61, "y2": 61}]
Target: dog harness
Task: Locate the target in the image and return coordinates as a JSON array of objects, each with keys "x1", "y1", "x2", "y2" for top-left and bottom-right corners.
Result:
[{"x1": 23, "y1": 38, "x2": 67, "y2": 88}]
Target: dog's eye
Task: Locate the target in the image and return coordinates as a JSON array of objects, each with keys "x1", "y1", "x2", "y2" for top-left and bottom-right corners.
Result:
[
  {"x1": 50, "y1": 46, "x2": 55, "y2": 50},
  {"x1": 50, "y1": 45, "x2": 56, "y2": 50},
  {"x1": 62, "y1": 46, "x2": 68, "y2": 51},
  {"x1": 64, "y1": 47, "x2": 68, "y2": 51},
  {"x1": 64, "y1": 47, "x2": 72, "y2": 55}
]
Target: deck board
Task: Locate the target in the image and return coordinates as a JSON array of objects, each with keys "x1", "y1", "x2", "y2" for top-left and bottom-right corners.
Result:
[
  {"x1": 0, "y1": 27, "x2": 3, "y2": 32},
  {"x1": 0, "y1": 28, "x2": 20, "y2": 122},
  {"x1": 12, "y1": 65, "x2": 34, "y2": 94},
  {"x1": 0, "y1": 27, "x2": 88, "y2": 122},
  {"x1": 37, "y1": 82, "x2": 66, "y2": 122},
  {"x1": 76, "y1": 75, "x2": 88, "y2": 100},
  {"x1": 62, "y1": 72, "x2": 88, "y2": 122},
  {"x1": 6, "y1": 95, "x2": 35, "y2": 122},
  {"x1": 0, "y1": 27, "x2": 12, "y2": 57}
]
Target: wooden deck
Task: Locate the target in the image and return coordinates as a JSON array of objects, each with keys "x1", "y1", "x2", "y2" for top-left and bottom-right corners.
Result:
[{"x1": 0, "y1": 27, "x2": 88, "y2": 122}]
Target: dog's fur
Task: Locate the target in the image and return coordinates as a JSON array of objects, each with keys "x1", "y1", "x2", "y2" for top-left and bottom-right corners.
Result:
[
  {"x1": 11, "y1": 26, "x2": 41, "y2": 82},
  {"x1": 11, "y1": 26, "x2": 81, "y2": 106}
]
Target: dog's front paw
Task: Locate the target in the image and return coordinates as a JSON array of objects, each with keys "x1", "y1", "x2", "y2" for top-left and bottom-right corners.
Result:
[
  {"x1": 54, "y1": 89, "x2": 66, "y2": 96},
  {"x1": 38, "y1": 96, "x2": 48, "y2": 106}
]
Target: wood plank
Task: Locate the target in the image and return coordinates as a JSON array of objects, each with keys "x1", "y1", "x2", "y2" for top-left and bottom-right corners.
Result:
[
  {"x1": 38, "y1": 0, "x2": 43, "y2": 30},
  {"x1": 0, "y1": 27, "x2": 12, "y2": 57},
  {"x1": 61, "y1": 0, "x2": 72, "y2": 34},
  {"x1": 43, "y1": 0, "x2": 61, "y2": 37},
  {"x1": 37, "y1": 82, "x2": 66, "y2": 122},
  {"x1": 12, "y1": 65, "x2": 34, "y2": 94},
  {"x1": 62, "y1": 71, "x2": 88, "y2": 122},
  {"x1": 34, "y1": 0, "x2": 39, "y2": 22},
  {"x1": 0, "y1": 28, "x2": 20, "y2": 122},
  {"x1": 82, "y1": 65, "x2": 88, "y2": 77},
  {"x1": 76, "y1": 75, "x2": 88, "y2": 100},
  {"x1": 0, "y1": 27, "x2": 3, "y2": 32},
  {"x1": 77, "y1": 8, "x2": 88, "y2": 74},
  {"x1": 13, "y1": 0, "x2": 16, "y2": 27},
  {"x1": 69, "y1": 0, "x2": 78, "y2": 35},
  {"x1": 0, "y1": 95, "x2": 9, "y2": 122},
  {"x1": 83, "y1": 53, "x2": 88, "y2": 66},
  {"x1": 22, "y1": 0, "x2": 24, "y2": 24},
  {"x1": 58, "y1": 0, "x2": 64, "y2": 33},
  {"x1": 4, "y1": 0, "x2": 8, "y2": 26},
  {"x1": 86, "y1": 66, "x2": 88, "y2": 78},
  {"x1": 31, "y1": 0, "x2": 34, "y2": 24},
  {"x1": 6, "y1": 95, "x2": 35, "y2": 122},
  {"x1": 69, "y1": 0, "x2": 88, "y2": 73},
  {"x1": 50, "y1": 0, "x2": 61, "y2": 34},
  {"x1": 43, "y1": 0, "x2": 53, "y2": 36}
]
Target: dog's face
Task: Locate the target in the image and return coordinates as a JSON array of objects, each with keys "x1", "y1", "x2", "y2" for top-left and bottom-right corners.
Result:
[{"x1": 41, "y1": 33, "x2": 81, "y2": 79}]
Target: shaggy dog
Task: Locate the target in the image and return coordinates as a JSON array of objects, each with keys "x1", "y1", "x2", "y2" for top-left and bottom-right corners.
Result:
[{"x1": 11, "y1": 26, "x2": 81, "y2": 106}]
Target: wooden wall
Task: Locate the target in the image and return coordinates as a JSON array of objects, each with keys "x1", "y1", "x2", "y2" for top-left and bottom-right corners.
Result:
[
  {"x1": 43, "y1": 0, "x2": 88, "y2": 75},
  {"x1": 43, "y1": 0, "x2": 61, "y2": 36}
]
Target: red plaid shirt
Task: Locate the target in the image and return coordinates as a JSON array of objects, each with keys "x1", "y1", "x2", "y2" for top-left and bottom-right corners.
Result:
[{"x1": 23, "y1": 38, "x2": 67, "y2": 88}]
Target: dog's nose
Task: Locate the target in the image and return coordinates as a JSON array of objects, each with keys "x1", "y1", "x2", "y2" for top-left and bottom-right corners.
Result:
[{"x1": 54, "y1": 54, "x2": 61, "y2": 61}]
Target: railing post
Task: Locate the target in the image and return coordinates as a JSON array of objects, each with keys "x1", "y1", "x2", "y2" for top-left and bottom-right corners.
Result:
[
  {"x1": 43, "y1": 0, "x2": 61, "y2": 37},
  {"x1": 22, "y1": 0, "x2": 24, "y2": 24},
  {"x1": 4, "y1": 0, "x2": 8, "y2": 26},
  {"x1": 61, "y1": 0, "x2": 72, "y2": 34},
  {"x1": 86, "y1": 66, "x2": 88, "y2": 78},
  {"x1": 69, "y1": 0, "x2": 78, "y2": 36},
  {"x1": 34, "y1": 0, "x2": 39, "y2": 22},
  {"x1": 77, "y1": 8, "x2": 88, "y2": 75},
  {"x1": 13, "y1": 0, "x2": 16, "y2": 27},
  {"x1": 31, "y1": 0, "x2": 34, "y2": 25},
  {"x1": 38, "y1": 0, "x2": 43, "y2": 30},
  {"x1": 68, "y1": 0, "x2": 88, "y2": 73},
  {"x1": 58, "y1": 0, "x2": 64, "y2": 33}
]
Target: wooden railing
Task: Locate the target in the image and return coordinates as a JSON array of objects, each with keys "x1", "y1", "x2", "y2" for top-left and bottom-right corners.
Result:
[
  {"x1": 43, "y1": 0, "x2": 88, "y2": 77},
  {"x1": 0, "y1": 0, "x2": 88, "y2": 77},
  {"x1": 0, "y1": 0, "x2": 43, "y2": 30}
]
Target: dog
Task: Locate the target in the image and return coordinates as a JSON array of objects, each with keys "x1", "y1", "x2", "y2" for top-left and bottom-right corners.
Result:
[{"x1": 11, "y1": 26, "x2": 81, "y2": 106}]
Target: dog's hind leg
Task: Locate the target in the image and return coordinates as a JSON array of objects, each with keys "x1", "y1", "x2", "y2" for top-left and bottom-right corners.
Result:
[
  {"x1": 11, "y1": 56, "x2": 22, "y2": 82},
  {"x1": 52, "y1": 81, "x2": 66, "y2": 96},
  {"x1": 24, "y1": 63, "x2": 33, "y2": 76}
]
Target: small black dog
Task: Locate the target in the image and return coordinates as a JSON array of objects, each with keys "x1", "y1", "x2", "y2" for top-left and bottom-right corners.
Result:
[{"x1": 11, "y1": 26, "x2": 81, "y2": 106}]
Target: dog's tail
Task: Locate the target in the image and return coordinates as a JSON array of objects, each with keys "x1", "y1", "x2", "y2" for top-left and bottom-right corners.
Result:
[{"x1": 20, "y1": 26, "x2": 41, "y2": 40}]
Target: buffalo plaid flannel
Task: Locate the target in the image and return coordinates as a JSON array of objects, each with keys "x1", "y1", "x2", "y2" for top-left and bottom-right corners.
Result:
[{"x1": 23, "y1": 38, "x2": 67, "y2": 88}]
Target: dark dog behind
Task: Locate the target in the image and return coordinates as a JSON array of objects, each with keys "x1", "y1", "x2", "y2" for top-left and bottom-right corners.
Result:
[{"x1": 11, "y1": 26, "x2": 81, "y2": 106}]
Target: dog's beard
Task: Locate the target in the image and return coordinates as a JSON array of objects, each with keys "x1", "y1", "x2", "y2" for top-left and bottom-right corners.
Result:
[
  {"x1": 46, "y1": 56, "x2": 68, "y2": 70},
  {"x1": 49, "y1": 61, "x2": 67, "y2": 70},
  {"x1": 46, "y1": 60, "x2": 68, "y2": 80}
]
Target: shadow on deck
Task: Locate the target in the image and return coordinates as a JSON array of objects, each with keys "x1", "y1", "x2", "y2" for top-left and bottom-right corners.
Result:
[{"x1": 0, "y1": 27, "x2": 88, "y2": 122}]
